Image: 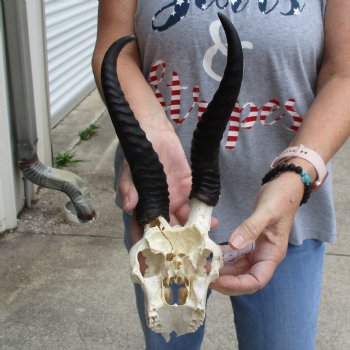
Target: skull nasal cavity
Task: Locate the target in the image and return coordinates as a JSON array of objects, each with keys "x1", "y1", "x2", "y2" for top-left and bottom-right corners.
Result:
[
  {"x1": 164, "y1": 283, "x2": 188, "y2": 305},
  {"x1": 166, "y1": 253, "x2": 175, "y2": 261}
]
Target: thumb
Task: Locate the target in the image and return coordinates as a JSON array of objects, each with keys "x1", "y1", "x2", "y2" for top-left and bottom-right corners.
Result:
[
  {"x1": 119, "y1": 162, "x2": 138, "y2": 212},
  {"x1": 229, "y1": 209, "x2": 269, "y2": 250}
]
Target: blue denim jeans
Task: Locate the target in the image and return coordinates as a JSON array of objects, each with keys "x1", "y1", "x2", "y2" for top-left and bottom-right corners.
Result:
[{"x1": 123, "y1": 213, "x2": 326, "y2": 350}]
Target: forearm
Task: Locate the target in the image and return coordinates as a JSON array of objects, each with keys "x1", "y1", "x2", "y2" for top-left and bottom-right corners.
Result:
[
  {"x1": 289, "y1": 0, "x2": 350, "y2": 167},
  {"x1": 92, "y1": 0, "x2": 173, "y2": 132},
  {"x1": 290, "y1": 71, "x2": 350, "y2": 163},
  {"x1": 93, "y1": 49, "x2": 172, "y2": 132}
]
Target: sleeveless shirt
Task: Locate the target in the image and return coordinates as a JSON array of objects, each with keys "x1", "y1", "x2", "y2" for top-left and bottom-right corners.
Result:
[{"x1": 115, "y1": 0, "x2": 336, "y2": 245}]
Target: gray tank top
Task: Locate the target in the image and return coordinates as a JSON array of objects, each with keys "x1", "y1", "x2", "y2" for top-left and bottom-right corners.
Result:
[{"x1": 115, "y1": 0, "x2": 335, "y2": 245}]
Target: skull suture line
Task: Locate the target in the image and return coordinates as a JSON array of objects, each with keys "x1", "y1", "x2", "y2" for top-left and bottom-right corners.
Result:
[{"x1": 101, "y1": 13, "x2": 243, "y2": 341}]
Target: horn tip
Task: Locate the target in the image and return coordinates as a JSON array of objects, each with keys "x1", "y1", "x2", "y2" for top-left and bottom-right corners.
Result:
[{"x1": 217, "y1": 12, "x2": 228, "y2": 23}]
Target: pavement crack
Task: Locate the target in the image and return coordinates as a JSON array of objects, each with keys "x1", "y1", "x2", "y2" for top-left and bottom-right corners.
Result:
[
  {"x1": 37, "y1": 233, "x2": 122, "y2": 240},
  {"x1": 326, "y1": 252, "x2": 350, "y2": 258},
  {"x1": 17, "y1": 232, "x2": 124, "y2": 240}
]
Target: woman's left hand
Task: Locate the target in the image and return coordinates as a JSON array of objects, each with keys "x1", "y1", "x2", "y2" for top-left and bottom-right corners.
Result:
[{"x1": 210, "y1": 171, "x2": 305, "y2": 296}]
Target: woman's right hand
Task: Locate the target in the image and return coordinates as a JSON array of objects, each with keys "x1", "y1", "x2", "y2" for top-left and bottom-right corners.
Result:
[
  {"x1": 120, "y1": 126, "x2": 193, "y2": 274},
  {"x1": 119, "y1": 126, "x2": 193, "y2": 229}
]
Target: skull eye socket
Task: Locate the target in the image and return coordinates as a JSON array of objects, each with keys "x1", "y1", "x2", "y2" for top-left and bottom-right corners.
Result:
[{"x1": 141, "y1": 250, "x2": 165, "y2": 276}]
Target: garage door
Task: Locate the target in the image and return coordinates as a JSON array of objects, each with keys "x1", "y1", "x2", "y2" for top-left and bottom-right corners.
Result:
[{"x1": 44, "y1": 0, "x2": 98, "y2": 125}]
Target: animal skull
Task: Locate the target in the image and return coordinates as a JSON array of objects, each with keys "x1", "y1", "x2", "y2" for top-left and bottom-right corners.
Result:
[
  {"x1": 130, "y1": 199, "x2": 222, "y2": 340},
  {"x1": 101, "y1": 13, "x2": 243, "y2": 341}
]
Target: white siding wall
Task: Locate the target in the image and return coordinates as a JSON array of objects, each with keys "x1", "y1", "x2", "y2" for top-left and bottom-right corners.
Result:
[
  {"x1": 0, "y1": 4, "x2": 18, "y2": 232},
  {"x1": 44, "y1": 0, "x2": 98, "y2": 125},
  {"x1": 27, "y1": 0, "x2": 52, "y2": 167}
]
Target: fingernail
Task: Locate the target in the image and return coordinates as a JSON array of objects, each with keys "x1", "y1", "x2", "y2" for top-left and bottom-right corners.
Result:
[{"x1": 229, "y1": 234, "x2": 246, "y2": 249}]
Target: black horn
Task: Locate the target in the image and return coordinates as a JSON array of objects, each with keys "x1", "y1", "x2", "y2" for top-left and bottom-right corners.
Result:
[
  {"x1": 101, "y1": 36, "x2": 170, "y2": 226},
  {"x1": 190, "y1": 13, "x2": 243, "y2": 206},
  {"x1": 101, "y1": 13, "x2": 243, "y2": 226}
]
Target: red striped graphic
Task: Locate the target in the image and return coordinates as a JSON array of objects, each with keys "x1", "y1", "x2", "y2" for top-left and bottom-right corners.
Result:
[
  {"x1": 226, "y1": 102, "x2": 241, "y2": 149},
  {"x1": 240, "y1": 102, "x2": 258, "y2": 129},
  {"x1": 149, "y1": 60, "x2": 166, "y2": 109},
  {"x1": 285, "y1": 99, "x2": 302, "y2": 131},
  {"x1": 148, "y1": 60, "x2": 304, "y2": 150},
  {"x1": 260, "y1": 99, "x2": 284, "y2": 126}
]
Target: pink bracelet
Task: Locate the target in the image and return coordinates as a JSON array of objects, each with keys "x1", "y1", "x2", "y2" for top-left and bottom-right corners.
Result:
[{"x1": 271, "y1": 145, "x2": 328, "y2": 189}]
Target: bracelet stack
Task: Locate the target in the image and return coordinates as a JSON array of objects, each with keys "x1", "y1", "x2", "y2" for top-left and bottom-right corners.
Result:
[
  {"x1": 261, "y1": 162, "x2": 312, "y2": 205},
  {"x1": 271, "y1": 144, "x2": 328, "y2": 189}
]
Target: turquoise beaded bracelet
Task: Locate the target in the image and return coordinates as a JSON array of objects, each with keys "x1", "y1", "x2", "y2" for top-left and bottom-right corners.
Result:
[{"x1": 262, "y1": 162, "x2": 312, "y2": 205}]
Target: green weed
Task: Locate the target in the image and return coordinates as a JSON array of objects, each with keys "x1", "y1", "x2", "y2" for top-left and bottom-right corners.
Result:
[
  {"x1": 53, "y1": 150, "x2": 85, "y2": 168},
  {"x1": 79, "y1": 123, "x2": 100, "y2": 141}
]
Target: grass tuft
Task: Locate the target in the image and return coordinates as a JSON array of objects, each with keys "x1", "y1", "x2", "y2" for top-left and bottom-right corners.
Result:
[
  {"x1": 53, "y1": 150, "x2": 85, "y2": 168},
  {"x1": 79, "y1": 123, "x2": 100, "y2": 141}
]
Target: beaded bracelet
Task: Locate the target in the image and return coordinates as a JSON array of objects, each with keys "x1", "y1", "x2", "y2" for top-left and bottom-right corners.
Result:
[{"x1": 261, "y1": 162, "x2": 312, "y2": 205}]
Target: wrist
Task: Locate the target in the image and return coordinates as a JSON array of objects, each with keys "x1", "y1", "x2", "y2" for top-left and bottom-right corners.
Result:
[
  {"x1": 262, "y1": 162, "x2": 312, "y2": 205},
  {"x1": 285, "y1": 158, "x2": 317, "y2": 184},
  {"x1": 271, "y1": 145, "x2": 328, "y2": 189}
]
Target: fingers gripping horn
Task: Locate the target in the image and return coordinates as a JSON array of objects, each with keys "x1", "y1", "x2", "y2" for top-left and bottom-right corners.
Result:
[
  {"x1": 190, "y1": 13, "x2": 244, "y2": 206},
  {"x1": 101, "y1": 36, "x2": 170, "y2": 226}
]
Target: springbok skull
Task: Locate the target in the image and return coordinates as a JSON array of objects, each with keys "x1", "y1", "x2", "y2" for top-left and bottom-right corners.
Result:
[{"x1": 101, "y1": 13, "x2": 243, "y2": 341}]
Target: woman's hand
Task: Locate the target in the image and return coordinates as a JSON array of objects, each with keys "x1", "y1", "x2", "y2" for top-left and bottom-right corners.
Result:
[
  {"x1": 210, "y1": 171, "x2": 305, "y2": 296},
  {"x1": 119, "y1": 126, "x2": 192, "y2": 226},
  {"x1": 119, "y1": 126, "x2": 192, "y2": 273}
]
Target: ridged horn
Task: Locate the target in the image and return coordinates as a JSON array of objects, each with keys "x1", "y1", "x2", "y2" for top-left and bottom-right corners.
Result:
[
  {"x1": 190, "y1": 13, "x2": 243, "y2": 206},
  {"x1": 101, "y1": 35, "x2": 170, "y2": 226}
]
